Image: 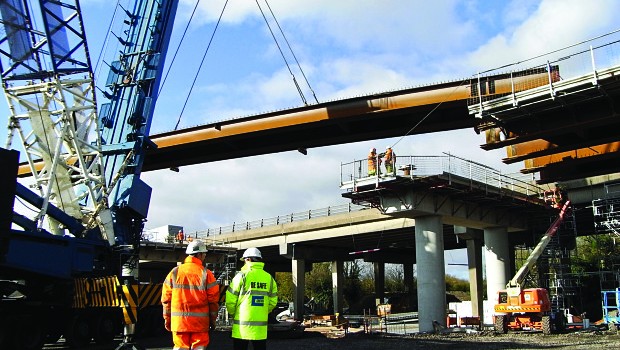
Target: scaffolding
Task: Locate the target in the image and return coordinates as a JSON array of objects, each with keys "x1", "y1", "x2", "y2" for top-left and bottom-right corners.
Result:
[
  {"x1": 593, "y1": 182, "x2": 620, "y2": 237},
  {"x1": 512, "y1": 204, "x2": 580, "y2": 315},
  {"x1": 208, "y1": 245, "x2": 238, "y2": 326},
  {"x1": 539, "y1": 209, "x2": 580, "y2": 315}
]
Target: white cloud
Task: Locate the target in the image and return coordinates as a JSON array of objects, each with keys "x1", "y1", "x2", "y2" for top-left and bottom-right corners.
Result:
[
  {"x1": 144, "y1": 0, "x2": 620, "y2": 235},
  {"x1": 3, "y1": 1, "x2": 620, "y2": 278}
]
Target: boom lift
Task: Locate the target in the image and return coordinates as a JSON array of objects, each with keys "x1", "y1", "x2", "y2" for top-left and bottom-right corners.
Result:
[
  {"x1": 0, "y1": 0, "x2": 179, "y2": 349},
  {"x1": 494, "y1": 198, "x2": 572, "y2": 334}
]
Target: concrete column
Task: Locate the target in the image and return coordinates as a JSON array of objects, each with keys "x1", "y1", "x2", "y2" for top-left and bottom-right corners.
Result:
[
  {"x1": 484, "y1": 226, "x2": 510, "y2": 314},
  {"x1": 466, "y1": 238, "x2": 484, "y2": 318},
  {"x1": 373, "y1": 262, "x2": 385, "y2": 306},
  {"x1": 292, "y1": 258, "x2": 306, "y2": 320},
  {"x1": 415, "y1": 215, "x2": 446, "y2": 332},
  {"x1": 403, "y1": 263, "x2": 415, "y2": 311},
  {"x1": 331, "y1": 260, "x2": 344, "y2": 314}
]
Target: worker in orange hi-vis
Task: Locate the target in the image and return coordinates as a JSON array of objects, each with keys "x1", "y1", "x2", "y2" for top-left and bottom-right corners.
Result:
[
  {"x1": 367, "y1": 147, "x2": 381, "y2": 176},
  {"x1": 177, "y1": 229, "x2": 185, "y2": 243},
  {"x1": 384, "y1": 146, "x2": 395, "y2": 175},
  {"x1": 162, "y1": 240, "x2": 220, "y2": 350}
]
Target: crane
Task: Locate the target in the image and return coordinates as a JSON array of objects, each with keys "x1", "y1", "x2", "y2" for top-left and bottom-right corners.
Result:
[{"x1": 0, "y1": 0, "x2": 180, "y2": 348}]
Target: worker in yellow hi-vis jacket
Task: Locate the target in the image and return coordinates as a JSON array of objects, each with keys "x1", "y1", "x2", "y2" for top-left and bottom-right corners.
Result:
[{"x1": 226, "y1": 248, "x2": 278, "y2": 350}]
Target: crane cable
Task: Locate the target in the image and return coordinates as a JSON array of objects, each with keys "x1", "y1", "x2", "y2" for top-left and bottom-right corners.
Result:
[
  {"x1": 174, "y1": 0, "x2": 230, "y2": 130},
  {"x1": 158, "y1": 0, "x2": 202, "y2": 98},
  {"x1": 389, "y1": 79, "x2": 470, "y2": 151},
  {"x1": 255, "y1": 0, "x2": 318, "y2": 106}
]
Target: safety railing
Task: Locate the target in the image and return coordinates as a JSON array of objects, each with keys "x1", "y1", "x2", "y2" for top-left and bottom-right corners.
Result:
[
  {"x1": 340, "y1": 153, "x2": 544, "y2": 198},
  {"x1": 189, "y1": 203, "x2": 368, "y2": 239},
  {"x1": 468, "y1": 29, "x2": 620, "y2": 112}
]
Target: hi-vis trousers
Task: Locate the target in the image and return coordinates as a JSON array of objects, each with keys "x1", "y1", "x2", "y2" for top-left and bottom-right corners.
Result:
[{"x1": 172, "y1": 331, "x2": 209, "y2": 350}]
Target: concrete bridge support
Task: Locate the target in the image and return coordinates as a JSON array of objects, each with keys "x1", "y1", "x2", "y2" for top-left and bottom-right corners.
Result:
[
  {"x1": 332, "y1": 260, "x2": 344, "y2": 314},
  {"x1": 292, "y1": 258, "x2": 306, "y2": 320},
  {"x1": 404, "y1": 263, "x2": 415, "y2": 311},
  {"x1": 415, "y1": 215, "x2": 446, "y2": 332},
  {"x1": 455, "y1": 226, "x2": 484, "y2": 319},
  {"x1": 374, "y1": 262, "x2": 385, "y2": 306},
  {"x1": 467, "y1": 237, "x2": 484, "y2": 318},
  {"x1": 484, "y1": 226, "x2": 510, "y2": 312}
]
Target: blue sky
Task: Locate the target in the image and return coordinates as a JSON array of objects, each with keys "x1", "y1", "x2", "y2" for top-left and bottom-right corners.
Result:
[{"x1": 3, "y1": 0, "x2": 620, "y2": 278}]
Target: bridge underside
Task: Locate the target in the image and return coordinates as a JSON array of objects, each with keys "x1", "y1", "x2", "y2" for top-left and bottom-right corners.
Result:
[{"x1": 145, "y1": 99, "x2": 472, "y2": 171}]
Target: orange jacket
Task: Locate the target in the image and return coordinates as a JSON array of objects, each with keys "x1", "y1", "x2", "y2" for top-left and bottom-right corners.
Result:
[
  {"x1": 368, "y1": 151, "x2": 381, "y2": 169},
  {"x1": 162, "y1": 256, "x2": 220, "y2": 332},
  {"x1": 384, "y1": 148, "x2": 394, "y2": 164}
]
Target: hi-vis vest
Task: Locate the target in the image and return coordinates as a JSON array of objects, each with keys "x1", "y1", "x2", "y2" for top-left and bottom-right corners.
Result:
[
  {"x1": 226, "y1": 261, "x2": 278, "y2": 340},
  {"x1": 162, "y1": 256, "x2": 219, "y2": 332}
]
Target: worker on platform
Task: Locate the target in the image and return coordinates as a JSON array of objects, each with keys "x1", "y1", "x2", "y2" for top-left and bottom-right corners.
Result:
[
  {"x1": 226, "y1": 248, "x2": 278, "y2": 350},
  {"x1": 367, "y1": 147, "x2": 381, "y2": 176},
  {"x1": 176, "y1": 229, "x2": 185, "y2": 244},
  {"x1": 162, "y1": 240, "x2": 219, "y2": 350},
  {"x1": 384, "y1": 146, "x2": 395, "y2": 175}
]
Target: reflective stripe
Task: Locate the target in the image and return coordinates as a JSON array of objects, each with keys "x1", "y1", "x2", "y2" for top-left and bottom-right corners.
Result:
[
  {"x1": 193, "y1": 347, "x2": 206, "y2": 350},
  {"x1": 171, "y1": 265, "x2": 214, "y2": 291},
  {"x1": 233, "y1": 320, "x2": 269, "y2": 326},
  {"x1": 174, "y1": 283, "x2": 208, "y2": 291},
  {"x1": 201, "y1": 268, "x2": 207, "y2": 289},
  {"x1": 173, "y1": 347, "x2": 190, "y2": 350},
  {"x1": 248, "y1": 290, "x2": 271, "y2": 297},
  {"x1": 206, "y1": 280, "x2": 218, "y2": 290},
  {"x1": 171, "y1": 311, "x2": 210, "y2": 317}
]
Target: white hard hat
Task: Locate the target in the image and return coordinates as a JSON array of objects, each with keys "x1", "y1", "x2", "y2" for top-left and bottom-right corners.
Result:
[
  {"x1": 386, "y1": 146, "x2": 391, "y2": 149},
  {"x1": 241, "y1": 247, "x2": 262, "y2": 260},
  {"x1": 186, "y1": 240, "x2": 208, "y2": 255}
]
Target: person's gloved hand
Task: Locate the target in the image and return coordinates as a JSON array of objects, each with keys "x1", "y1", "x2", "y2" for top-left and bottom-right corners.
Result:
[{"x1": 165, "y1": 318, "x2": 171, "y2": 332}]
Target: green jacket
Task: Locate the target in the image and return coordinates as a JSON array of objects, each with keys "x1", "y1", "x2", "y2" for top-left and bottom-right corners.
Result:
[{"x1": 226, "y1": 261, "x2": 278, "y2": 340}]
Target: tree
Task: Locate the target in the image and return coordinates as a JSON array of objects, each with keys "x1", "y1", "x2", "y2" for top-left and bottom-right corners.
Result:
[
  {"x1": 274, "y1": 272, "x2": 294, "y2": 302},
  {"x1": 385, "y1": 264, "x2": 405, "y2": 292},
  {"x1": 305, "y1": 262, "x2": 333, "y2": 312},
  {"x1": 343, "y1": 259, "x2": 373, "y2": 309},
  {"x1": 445, "y1": 274, "x2": 469, "y2": 292},
  {"x1": 574, "y1": 234, "x2": 620, "y2": 273}
]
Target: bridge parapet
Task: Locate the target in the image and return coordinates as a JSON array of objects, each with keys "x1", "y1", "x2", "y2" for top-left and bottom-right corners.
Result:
[
  {"x1": 189, "y1": 203, "x2": 367, "y2": 239},
  {"x1": 341, "y1": 153, "x2": 545, "y2": 199},
  {"x1": 469, "y1": 30, "x2": 620, "y2": 117}
]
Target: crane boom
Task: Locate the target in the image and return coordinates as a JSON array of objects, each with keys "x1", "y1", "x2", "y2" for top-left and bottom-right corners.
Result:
[
  {"x1": 507, "y1": 199, "x2": 571, "y2": 289},
  {"x1": 0, "y1": 1, "x2": 182, "y2": 348}
]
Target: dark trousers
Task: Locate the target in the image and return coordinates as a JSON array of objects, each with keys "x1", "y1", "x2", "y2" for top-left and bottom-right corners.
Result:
[{"x1": 233, "y1": 338, "x2": 266, "y2": 350}]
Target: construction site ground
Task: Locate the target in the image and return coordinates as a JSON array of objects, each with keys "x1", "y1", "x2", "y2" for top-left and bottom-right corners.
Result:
[{"x1": 42, "y1": 325, "x2": 620, "y2": 349}]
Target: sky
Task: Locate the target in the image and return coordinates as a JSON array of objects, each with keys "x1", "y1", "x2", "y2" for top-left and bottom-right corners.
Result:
[{"x1": 3, "y1": 0, "x2": 620, "y2": 278}]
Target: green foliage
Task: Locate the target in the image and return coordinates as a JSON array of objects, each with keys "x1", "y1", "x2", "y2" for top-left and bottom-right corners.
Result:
[
  {"x1": 305, "y1": 262, "x2": 333, "y2": 311},
  {"x1": 574, "y1": 234, "x2": 620, "y2": 272},
  {"x1": 343, "y1": 260, "x2": 364, "y2": 308},
  {"x1": 385, "y1": 264, "x2": 406, "y2": 292},
  {"x1": 446, "y1": 274, "x2": 469, "y2": 292},
  {"x1": 274, "y1": 272, "x2": 294, "y2": 302}
]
